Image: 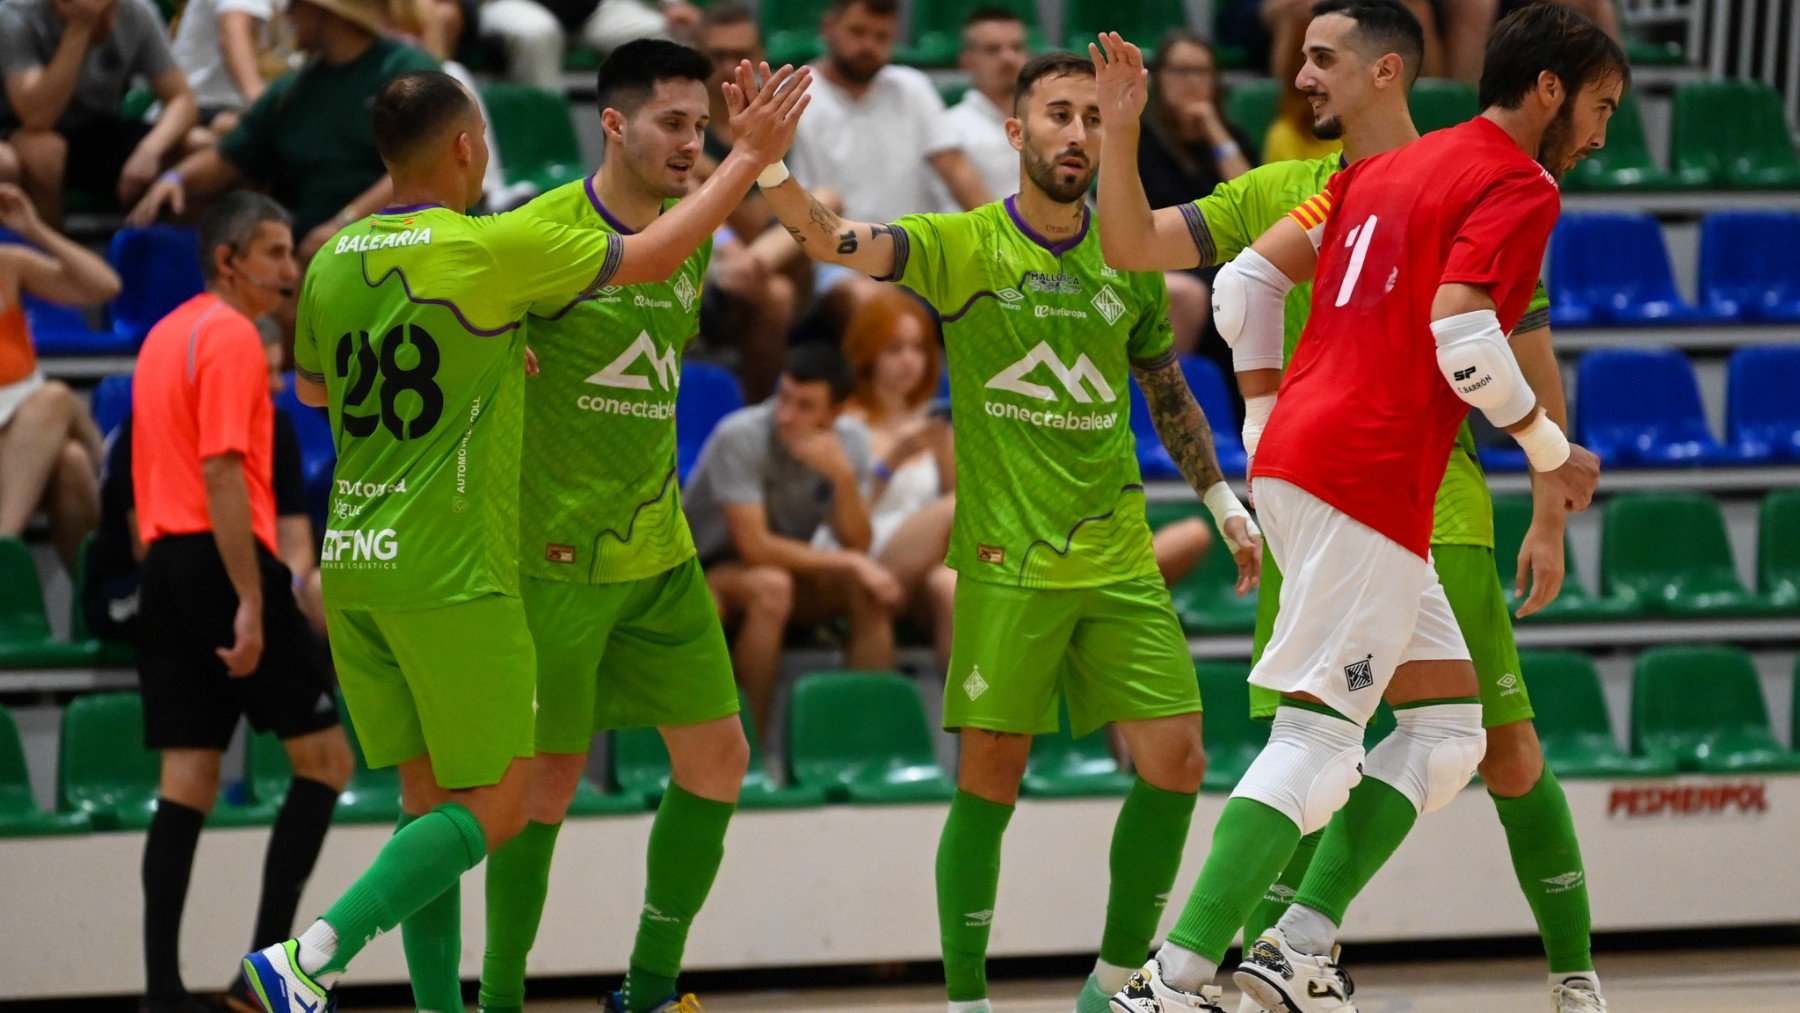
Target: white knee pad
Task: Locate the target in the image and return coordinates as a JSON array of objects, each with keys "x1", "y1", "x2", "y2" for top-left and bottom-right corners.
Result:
[
  {"x1": 1362, "y1": 702, "x2": 1486, "y2": 814},
  {"x1": 1230, "y1": 706, "x2": 1365, "y2": 834}
]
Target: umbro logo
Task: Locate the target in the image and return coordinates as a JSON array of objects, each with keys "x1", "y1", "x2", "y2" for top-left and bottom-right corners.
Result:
[
  {"x1": 1541, "y1": 871, "x2": 1585, "y2": 893},
  {"x1": 1497, "y1": 672, "x2": 1521, "y2": 697},
  {"x1": 963, "y1": 909, "x2": 994, "y2": 927}
]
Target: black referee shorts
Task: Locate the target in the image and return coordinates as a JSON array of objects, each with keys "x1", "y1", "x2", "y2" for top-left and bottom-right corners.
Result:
[{"x1": 136, "y1": 535, "x2": 339, "y2": 752}]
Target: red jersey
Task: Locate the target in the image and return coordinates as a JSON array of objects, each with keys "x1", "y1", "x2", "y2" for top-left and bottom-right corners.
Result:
[
  {"x1": 1253, "y1": 117, "x2": 1561, "y2": 558},
  {"x1": 134, "y1": 293, "x2": 279, "y2": 552}
]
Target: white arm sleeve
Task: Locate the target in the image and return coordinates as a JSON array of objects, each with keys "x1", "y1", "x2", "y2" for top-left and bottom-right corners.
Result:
[
  {"x1": 1431, "y1": 309, "x2": 1537, "y2": 428},
  {"x1": 1213, "y1": 247, "x2": 1293, "y2": 374}
]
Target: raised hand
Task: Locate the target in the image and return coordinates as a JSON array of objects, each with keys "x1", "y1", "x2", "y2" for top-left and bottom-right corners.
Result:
[
  {"x1": 1089, "y1": 32, "x2": 1149, "y2": 122},
  {"x1": 0, "y1": 183, "x2": 45, "y2": 238},
  {"x1": 722, "y1": 60, "x2": 813, "y2": 165}
]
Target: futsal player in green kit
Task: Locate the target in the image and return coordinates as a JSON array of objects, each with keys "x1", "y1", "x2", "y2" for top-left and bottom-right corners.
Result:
[
  {"x1": 475, "y1": 40, "x2": 750, "y2": 1013},
  {"x1": 752, "y1": 53, "x2": 1261, "y2": 1013},
  {"x1": 1094, "y1": 6, "x2": 1605, "y2": 1011},
  {"x1": 240, "y1": 65, "x2": 813, "y2": 1012}
]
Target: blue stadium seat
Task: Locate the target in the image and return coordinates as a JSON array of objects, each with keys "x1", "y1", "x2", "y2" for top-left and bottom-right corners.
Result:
[
  {"x1": 1127, "y1": 378, "x2": 1179, "y2": 479},
  {"x1": 1550, "y1": 212, "x2": 1716, "y2": 327},
  {"x1": 275, "y1": 372, "x2": 336, "y2": 530},
  {"x1": 1575, "y1": 349, "x2": 1747, "y2": 467},
  {"x1": 90, "y1": 373, "x2": 133, "y2": 437},
  {"x1": 1698, "y1": 211, "x2": 1800, "y2": 322},
  {"x1": 107, "y1": 227, "x2": 204, "y2": 346},
  {"x1": 676, "y1": 361, "x2": 744, "y2": 482},
  {"x1": 1179, "y1": 355, "x2": 1247, "y2": 477},
  {"x1": 0, "y1": 228, "x2": 132, "y2": 356},
  {"x1": 1727, "y1": 346, "x2": 1800, "y2": 463}
]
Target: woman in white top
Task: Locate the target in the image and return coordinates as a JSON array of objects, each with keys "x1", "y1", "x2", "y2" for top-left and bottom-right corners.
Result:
[{"x1": 172, "y1": 0, "x2": 282, "y2": 144}]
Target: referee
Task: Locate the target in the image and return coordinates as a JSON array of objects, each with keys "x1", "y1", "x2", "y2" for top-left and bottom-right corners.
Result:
[{"x1": 131, "y1": 192, "x2": 353, "y2": 1013}]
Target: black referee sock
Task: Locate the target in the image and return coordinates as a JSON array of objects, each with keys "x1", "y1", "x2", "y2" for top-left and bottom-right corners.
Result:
[
  {"x1": 143, "y1": 798, "x2": 207, "y2": 1001},
  {"x1": 250, "y1": 776, "x2": 341, "y2": 951}
]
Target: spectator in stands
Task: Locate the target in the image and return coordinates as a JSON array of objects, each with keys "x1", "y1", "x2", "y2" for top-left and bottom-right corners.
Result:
[
  {"x1": 0, "y1": 182, "x2": 116, "y2": 571},
  {"x1": 686, "y1": 344, "x2": 898, "y2": 740},
  {"x1": 1442, "y1": 0, "x2": 1623, "y2": 82},
  {"x1": 476, "y1": 0, "x2": 567, "y2": 90},
  {"x1": 583, "y1": 0, "x2": 701, "y2": 53},
  {"x1": 788, "y1": 0, "x2": 991, "y2": 222},
  {"x1": 1139, "y1": 29, "x2": 1258, "y2": 356},
  {"x1": 130, "y1": 190, "x2": 351, "y2": 1013},
  {"x1": 126, "y1": 0, "x2": 439, "y2": 259},
  {"x1": 0, "y1": 0, "x2": 198, "y2": 225},
  {"x1": 171, "y1": 0, "x2": 280, "y2": 147},
  {"x1": 941, "y1": 7, "x2": 1030, "y2": 203},
  {"x1": 383, "y1": 0, "x2": 513, "y2": 208}
]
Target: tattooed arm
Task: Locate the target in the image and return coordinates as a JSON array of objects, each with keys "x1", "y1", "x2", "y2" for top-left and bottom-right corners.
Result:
[
  {"x1": 1133, "y1": 351, "x2": 1263, "y2": 593},
  {"x1": 759, "y1": 176, "x2": 901, "y2": 278}
]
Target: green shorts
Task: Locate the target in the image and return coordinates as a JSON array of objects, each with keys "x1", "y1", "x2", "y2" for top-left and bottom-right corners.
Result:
[
  {"x1": 328, "y1": 593, "x2": 536, "y2": 789},
  {"x1": 1248, "y1": 543, "x2": 1532, "y2": 729},
  {"x1": 524, "y1": 557, "x2": 738, "y2": 753},
  {"x1": 944, "y1": 574, "x2": 1201, "y2": 739}
]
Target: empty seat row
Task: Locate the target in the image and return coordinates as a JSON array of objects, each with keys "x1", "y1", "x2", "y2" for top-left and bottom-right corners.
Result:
[
  {"x1": 6, "y1": 225, "x2": 205, "y2": 357},
  {"x1": 1559, "y1": 346, "x2": 1800, "y2": 468},
  {"x1": 1552, "y1": 210, "x2": 1800, "y2": 326}
]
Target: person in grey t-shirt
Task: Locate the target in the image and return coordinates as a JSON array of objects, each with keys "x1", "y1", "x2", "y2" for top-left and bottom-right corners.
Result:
[
  {"x1": 687, "y1": 343, "x2": 899, "y2": 739},
  {"x1": 0, "y1": 0, "x2": 196, "y2": 224}
]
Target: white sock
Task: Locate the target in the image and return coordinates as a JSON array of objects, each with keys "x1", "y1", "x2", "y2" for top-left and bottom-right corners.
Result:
[
  {"x1": 1094, "y1": 958, "x2": 1137, "y2": 994},
  {"x1": 1276, "y1": 904, "x2": 1339, "y2": 956},
  {"x1": 946, "y1": 1001, "x2": 991, "y2": 1012},
  {"x1": 1155, "y1": 942, "x2": 1218, "y2": 994},
  {"x1": 295, "y1": 920, "x2": 340, "y2": 984},
  {"x1": 1554, "y1": 971, "x2": 1601, "y2": 991}
]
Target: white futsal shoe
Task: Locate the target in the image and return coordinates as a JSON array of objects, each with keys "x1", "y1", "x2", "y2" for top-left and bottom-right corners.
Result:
[
  {"x1": 1109, "y1": 959, "x2": 1229, "y2": 1012},
  {"x1": 1231, "y1": 927, "x2": 1357, "y2": 1012},
  {"x1": 1551, "y1": 975, "x2": 1608, "y2": 1012}
]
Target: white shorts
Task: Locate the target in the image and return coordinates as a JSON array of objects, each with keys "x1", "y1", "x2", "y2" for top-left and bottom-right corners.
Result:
[
  {"x1": 0, "y1": 371, "x2": 45, "y2": 430},
  {"x1": 1249, "y1": 477, "x2": 1469, "y2": 726}
]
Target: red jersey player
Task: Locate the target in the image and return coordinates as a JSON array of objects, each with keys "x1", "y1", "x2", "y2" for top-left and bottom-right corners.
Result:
[{"x1": 1111, "y1": 6, "x2": 1624, "y2": 1013}]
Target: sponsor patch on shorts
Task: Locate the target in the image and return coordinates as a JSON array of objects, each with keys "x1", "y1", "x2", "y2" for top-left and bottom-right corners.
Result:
[
  {"x1": 545, "y1": 544, "x2": 577, "y2": 564},
  {"x1": 976, "y1": 544, "x2": 1005, "y2": 565},
  {"x1": 1344, "y1": 654, "x2": 1375, "y2": 692}
]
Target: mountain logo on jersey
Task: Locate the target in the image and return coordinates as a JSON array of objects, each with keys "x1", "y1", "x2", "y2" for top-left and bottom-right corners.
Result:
[
  {"x1": 986, "y1": 342, "x2": 1117, "y2": 403},
  {"x1": 585, "y1": 331, "x2": 680, "y2": 391},
  {"x1": 1091, "y1": 284, "x2": 1126, "y2": 326}
]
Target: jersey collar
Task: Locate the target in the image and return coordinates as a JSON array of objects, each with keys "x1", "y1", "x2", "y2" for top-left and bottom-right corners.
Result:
[
  {"x1": 376, "y1": 202, "x2": 446, "y2": 215},
  {"x1": 1003, "y1": 194, "x2": 1089, "y2": 257}
]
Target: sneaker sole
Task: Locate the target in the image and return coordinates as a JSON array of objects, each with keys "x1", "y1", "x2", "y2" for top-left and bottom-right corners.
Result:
[
  {"x1": 1232, "y1": 965, "x2": 1302, "y2": 1013},
  {"x1": 240, "y1": 954, "x2": 277, "y2": 1013}
]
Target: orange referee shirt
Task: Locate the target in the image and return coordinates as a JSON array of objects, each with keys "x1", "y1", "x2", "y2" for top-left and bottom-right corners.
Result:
[{"x1": 132, "y1": 293, "x2": 279, "y2": 553}]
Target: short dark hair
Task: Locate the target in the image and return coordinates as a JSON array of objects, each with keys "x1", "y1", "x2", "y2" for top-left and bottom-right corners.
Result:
[
  {"x1": 199, "y1": 191, "x2": 292, "y2": 282},
  {"x1": 700, "y1": 1, "x2": 755, "y2": 29},
  {"x1": 784, "y1": 344, "x2": 854, "y2": 402},
  {"x1": 371, "y1": 71, "x2": 476, "y2": 167},
  {"x1": 963, "y1": 6, "x2": 1025, "y2": 31},
  {"x1": 1479, "y1": 1, "x2": 1629, "y2": 110},
  {"x1": 596, "y1": 38, "x2": 714, "y2": 113},
  {"x1": 1310, "y1": 0, "x2": 1425, "y2": 85},
  {"x1": 1014, "y1": 51, "x2": 1095, "y2": 114},
  {"x1": 827, "y1": 0, "x2": 898, "y2": 17}
]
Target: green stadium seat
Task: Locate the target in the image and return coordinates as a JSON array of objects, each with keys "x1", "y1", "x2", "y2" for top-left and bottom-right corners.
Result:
[
  {"x1": 246, "y1": 699, "x2": 400, "y2": 825},
  {"x1": 935, "y1": 79, "x2": 971, "y2": 109},
  {"x1": 566, "y1": 772, "x2": 646, "y2": 817},
  {"x1": 1063, "y1": 0, "x2": 1191, "y2": 56},
  {"x1": 1408, "y1": 78, "x2": 1478, "y2": 134},
  {"x1": 1147, "y1": 503, "x2": 1257, "y2": 635},
  {"x1": 1670, "y1": 80, "x2": 1800, "y2": 189},
  {"x1": 0, "y1": 705, "x2": 90, "y2": 836},
  {"x1": 480, "y1": 84, "x2": 586, "y2": 195},
  {"x1": 1563, "y1": 93, "x2": 1673, "y2": 192},
  {"x1": 1021, "y1": 707, "x2": 1133, "y2": 798},
  {"x1": 57, "y1": 693, "x2": 267, "y2": 830},
  {"x1": 761, "y1": 0, "x2": 830, "y2": 67},
  {"x1": 1625, "y1": 38, "x2": 1686, "y2": 67},
  {"x1": 1520, "y1": 651, "x2": 1677, "y2": 778},
  {"x1": 1193, "y1": 660, "x2": 1267, "y2": 792},
  {"x1": 1490, "y1": 494, "x2": 1638, "y2": 622},
  {"x1": 611, "y1": 703, "x2": 828, "y2": 809},
  {"x1": 1791, "y1": 656, "x2": 1800, "y2": 747},
  {"x1": 1632, "y1": 645, "x2": 1800, "y2": 773},
  {"x1": 0, "y1": 537, "x2": 108, "y2": 668},
  {"x1": 903, "y1": 0, "x2": 1044, "y2": 68},
  {"x1": 1759, "y1": 489, "x2": 1800, "y2": 611},
  {"x1": 1225, "y1": 79, "x2": 1282, "y2": 157},
  {"x1": 69, "y1": 536, "x2": 133, "y2": 666},
  {"x1": 1601, "y1": 492, "x2": 1782, "y2": 617},
  {"x1": 789, "y1": 672, "x2": 954, "y2": 803}
]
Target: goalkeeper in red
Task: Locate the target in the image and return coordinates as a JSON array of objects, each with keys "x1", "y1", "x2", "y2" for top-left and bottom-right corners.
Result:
[{"x1": 1107, "y1": 5, "x2": 1621, "y2": 1011}]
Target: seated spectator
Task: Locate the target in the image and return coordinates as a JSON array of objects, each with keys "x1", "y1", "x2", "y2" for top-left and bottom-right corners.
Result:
[
  {"x1": 0, "y1": 182, "x2": 119, "y2": 570},
  {"x1": 383, "y1": 0, "x2": 513, "y2": 209},
  {"x1": 476, "y1": 0, "x2": 567, "y2": 90},
  {"x1": 1442, "y1": 0, "x2": 1622, "y2": 81},
  {"x1": 0, "y1": 0, "x2": 198, "y2": 225},
  {"x1": 171, "y1": 0, "x2": 280, "y2": 146},
  {"x1": 583, "y1": 0, "x2": 700, "y2": 53},
  {"x1": 685, "y1": 345, "x2": 899, "y2": 739},
  {"x1": 1139, "y1": 29, "x2": 1257, "y2": 356},
  {"x1": 941, "y1": 7, "x2": 1030, "y2": 203},
  {"x1": 127, "y1": 0, "x2": 438, "y2": 259}
]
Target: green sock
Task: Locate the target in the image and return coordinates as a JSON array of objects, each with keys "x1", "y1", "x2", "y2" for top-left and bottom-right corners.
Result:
[
  {"x1": 318, "y1": 802, "x2": 487, "y2": 976},
  {"x1": 935, "y1": 790, "x2": 1014, "y2": 1002},
  {"x1": 478, "y1": 819, "x2": 562, "y2": 1008},
  {"x1": 1099, "y1": 778, "x2": 1199, "y2": 969},
  {"x1": 1241, "y1": 829, "x2": 1322, "y2": 946},
  {"x1": 1292, "y1": 776, "x2": 1419, "y2": 925},
  {"x1": 1492, "y1": 768, "x2": 1593, "y2": 974},
  {"x1": 1167, "y1": 798, "x2": 1300, "y2": 963},
  {"x1": 622, "y1": 784, "x2": 736, "y2": 1012}
]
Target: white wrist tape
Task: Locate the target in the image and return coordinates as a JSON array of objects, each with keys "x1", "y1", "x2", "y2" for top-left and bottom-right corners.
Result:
[
  {"x1": 1513, "y1": 409, "x2": 1572, "y2": 472},
  {"x1": 756, "y1": 159, "x2": 791, "y2": 188},
  {"x1": 1213, "y1": 248, "x2": 1292, "y2": 373},
  {"x1": 1431, "y1": 308, "x2": 1536, "y2": 428},
  {"x1": 1203, "y1": 481, "x2": 1257, "y2": 539},
  {"x1": 1241, "y1": 394, "x2": 1276, "y2": 457}
]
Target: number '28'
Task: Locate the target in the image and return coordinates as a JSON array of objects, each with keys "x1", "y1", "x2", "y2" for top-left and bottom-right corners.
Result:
[{"x1": 334, "y1": 325, "x2": 444, "y2": 440}]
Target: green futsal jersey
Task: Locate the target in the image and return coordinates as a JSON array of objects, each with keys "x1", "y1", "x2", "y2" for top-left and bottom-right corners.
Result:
[
  {"x1": 887, "y1": 197, "x2": 1171, "y2": 589},
  {"x1": 1187, "y1": 157, "x2": 1554, "y2": 551},
  {"x1": 514, "y1": 179, "x2": 711, "y2": 584},
  {"x1": 295, "y1": 204, "x2": 623, "y2": 610}
]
